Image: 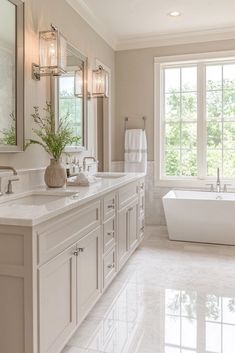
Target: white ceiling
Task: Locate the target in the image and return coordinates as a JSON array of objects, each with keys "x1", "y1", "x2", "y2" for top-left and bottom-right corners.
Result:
[{"x1": 66, "y1": 0, "x2": 235, "y2": 50}]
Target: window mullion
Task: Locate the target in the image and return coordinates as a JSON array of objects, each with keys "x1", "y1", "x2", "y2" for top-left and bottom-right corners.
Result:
[{"x1": 197, "y1": 63, "x2": 207, "y2": 179}]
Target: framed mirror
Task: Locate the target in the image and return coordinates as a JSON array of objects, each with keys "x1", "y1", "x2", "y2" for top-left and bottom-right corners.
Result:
[
  {"x1": 0, "y1": 0, "x2": 24, "y2": 152},
  {"x1": 54, "y1": 43, "x2": 88, "y2": 152}
]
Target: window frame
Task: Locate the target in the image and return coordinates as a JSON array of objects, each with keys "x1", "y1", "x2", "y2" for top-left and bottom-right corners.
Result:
[
  {"x1": 53, "y1": 43, "x2": 88, "y2": 153},
  {"x1": 154, "y1": 50, "x2": 235, "y2": 187},
  {"x1": 58, "y1": 69, "x2": 85, "y2": 150}
]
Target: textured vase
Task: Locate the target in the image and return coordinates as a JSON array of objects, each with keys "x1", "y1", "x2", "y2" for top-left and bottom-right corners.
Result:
[{"x1": 44, "y1": 159, "x2": 66, "y2": 188}]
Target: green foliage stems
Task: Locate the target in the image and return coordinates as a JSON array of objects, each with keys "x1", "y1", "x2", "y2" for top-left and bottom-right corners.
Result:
[{"x1": 26, "y1": 102, "x2": 80, "y2": 160}]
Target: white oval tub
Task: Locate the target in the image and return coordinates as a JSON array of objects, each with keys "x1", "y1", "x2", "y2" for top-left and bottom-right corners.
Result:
[{"x1": 163, "y1": 190, "x2": 235, "y2": 245}]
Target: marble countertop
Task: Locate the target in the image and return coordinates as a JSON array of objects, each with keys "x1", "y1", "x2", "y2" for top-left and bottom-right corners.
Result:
[{"x1": 0, "y1": 173, "x2": 145, "y2": 227}]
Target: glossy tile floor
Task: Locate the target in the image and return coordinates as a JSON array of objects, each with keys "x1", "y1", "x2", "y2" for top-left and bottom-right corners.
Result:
[{"x1": 63, "y1": 226, "x2": 235, "y2": 353}]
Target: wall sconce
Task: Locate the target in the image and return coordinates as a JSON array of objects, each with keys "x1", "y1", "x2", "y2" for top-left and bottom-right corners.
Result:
[
  {"x1": 92, "y1": 66, "x2": 109, "y2": 98},
  {"x1": 32, "y1": 25, "x2": 67, "y2": 81},
  {"x1": 74, "y1": 68, "x2": 83, "y2": 98}
]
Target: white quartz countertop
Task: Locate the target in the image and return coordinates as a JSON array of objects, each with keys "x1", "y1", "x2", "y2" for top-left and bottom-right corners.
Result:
[{"x1": 0, "y1": 173, "x2": 145, "y2": 227}]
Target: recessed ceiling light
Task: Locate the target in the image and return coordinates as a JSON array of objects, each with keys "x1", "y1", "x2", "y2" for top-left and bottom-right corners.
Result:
[{"x1": 168, "y1": 11, "x2": 181, "y2": 17}]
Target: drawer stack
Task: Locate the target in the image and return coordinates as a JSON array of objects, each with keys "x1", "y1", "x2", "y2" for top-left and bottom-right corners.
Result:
[{"x1": 102, "y1": 192, "x2": 117, "y2": 289}]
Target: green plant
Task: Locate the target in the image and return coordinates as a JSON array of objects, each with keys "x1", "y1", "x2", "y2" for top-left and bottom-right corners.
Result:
[
  {"x1": 0, "y1": 112, "x2": 16, "y2": 145},
  {"x1": 26, "y1": 102, "x2": 80, "y2": 160}
]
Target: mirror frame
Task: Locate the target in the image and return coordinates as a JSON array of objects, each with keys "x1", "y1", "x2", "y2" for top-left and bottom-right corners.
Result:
[
  {"x1": 0, "y1": 0, "x2": 24, "y2": 153},
  {"x1": 53, "y1": 43, "x2": 88, "y2": 153}
]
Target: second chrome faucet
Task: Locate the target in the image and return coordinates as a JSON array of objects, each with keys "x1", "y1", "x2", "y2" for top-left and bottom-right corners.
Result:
[{"x1": 207, "y1": 168, "x2": 231, "y2": 192}]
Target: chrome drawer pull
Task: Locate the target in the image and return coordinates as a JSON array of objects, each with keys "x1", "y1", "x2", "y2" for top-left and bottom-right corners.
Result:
[{"x1": 107, "y1": 264, "x2": 114, "y2": 269}]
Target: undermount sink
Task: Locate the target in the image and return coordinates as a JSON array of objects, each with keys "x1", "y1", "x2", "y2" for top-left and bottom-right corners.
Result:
[
  {"x1": 94, "y1": 173, "x2": 126, "y2": 179},
  {"x1": 0, "y1": 191, "x2": 78, "y2": 206}
]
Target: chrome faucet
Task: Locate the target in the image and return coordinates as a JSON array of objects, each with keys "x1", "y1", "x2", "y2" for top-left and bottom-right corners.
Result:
[
  {"x1": 82, "y1": 157, "x2": 97, "y2": 172},
  {"x1": 0, "y1": 166, "x2": 17, "y2": 175},
  {"x1": 216, "y1": 167, "x2": 221, "y2": 192},
  {"x1": 206, "y1": 167, "x2": 231, "y2": 192},
  {"x1": 0, "y1": 166, "x2": 18, "y2": 196}
]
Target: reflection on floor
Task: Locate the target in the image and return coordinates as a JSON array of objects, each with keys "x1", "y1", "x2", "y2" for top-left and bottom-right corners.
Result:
[{"x1": 62, "y1": 226, "x2": 235, "y2": 353}]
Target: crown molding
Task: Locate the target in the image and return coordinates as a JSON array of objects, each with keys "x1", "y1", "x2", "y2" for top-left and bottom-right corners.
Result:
[
  {"x1": 65, "y1": 0, "x2": 117, "y2": 50},
  {"x1": 116, "y1": 26, "x2": 235, "y2": 51},
  {"x1": 65, "y1": 1, "x2": 235, "y2": 52}
]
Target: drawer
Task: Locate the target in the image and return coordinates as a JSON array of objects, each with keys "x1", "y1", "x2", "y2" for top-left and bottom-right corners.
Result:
[
  {"x1": 103, "y1": 247, "x2": 116, "y2": 288},
  {"x1": 103, "y1": 193, "x2": 116, "y2": 221},
  {"x1": 37, "y1": 201, "x2": 101, "y2": 265},
  {"x1": 103, "y1": 218, "x2": 115, "y2": 254},
  {"x1": 118, "y1": 182, "x2": 138, "y2": 210}
]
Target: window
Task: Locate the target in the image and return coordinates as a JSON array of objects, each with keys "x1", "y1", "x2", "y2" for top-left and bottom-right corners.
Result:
[
  {"x1": 55, "y1": 44, "x2": 87, "y2": 151},
  {"x1": 164, "y1": 66, "x2": 197, "y2": 177},
  {"x1": 206, "y1": 64, "x2": 235, "y2": 177},
  {"x1": 59, "y1": 73, "x2": 84, "y2": 145},
  {"x1": 155, "y1": 52, "x2": 235, "y2": 185}
]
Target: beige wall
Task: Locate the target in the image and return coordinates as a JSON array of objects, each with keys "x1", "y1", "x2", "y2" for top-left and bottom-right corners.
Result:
[
  {"x1": 0, "y1": 0, "x2": 115, "y2": 169},
  {"x1": 114, "y1": 39, "x2": 235, "y2": 161}
]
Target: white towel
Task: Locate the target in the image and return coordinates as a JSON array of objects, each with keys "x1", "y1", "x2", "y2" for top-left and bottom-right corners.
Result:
[
  {"x1": 67, "y1": 172, "x2": 98, "y2": 186},
  {"x1": 124, "y1": 129, "x2": 143, "y2": 163},
  {"x1": 124, "y1": 130, "x2": 147, "y2": 174}
]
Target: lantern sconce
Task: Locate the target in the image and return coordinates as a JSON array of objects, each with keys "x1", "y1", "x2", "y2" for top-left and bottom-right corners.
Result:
[
  {"x1": 32, "y1": 24, "x2": 67, "y2": 81},
  {"x1": 91, "y1": 65, "x2": 109, "y2": 98}
]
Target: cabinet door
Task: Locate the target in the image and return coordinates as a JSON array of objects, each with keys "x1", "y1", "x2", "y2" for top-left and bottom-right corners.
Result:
[
  {"x1": 38, "y1": 247, "x2": 76, "y2": 353},
  {"x1": 118, "y1": 207, "x2": 129, "y2": 267},
  {"x1": 128, "y1": 200, "x2": 138, "y2": 251},
  {"x1": 77, "y1": 227, "x2": 101, "y2": 323}
]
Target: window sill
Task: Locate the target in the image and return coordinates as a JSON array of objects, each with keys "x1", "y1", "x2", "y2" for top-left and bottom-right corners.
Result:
[{"x1": 154, "y1": 177, "x2": 235, "y2": 190}]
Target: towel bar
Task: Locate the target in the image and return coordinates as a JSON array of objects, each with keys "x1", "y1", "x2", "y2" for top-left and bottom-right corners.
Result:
[{"x1": 124, "y1": 116, "x2": 147, "y2": 130}]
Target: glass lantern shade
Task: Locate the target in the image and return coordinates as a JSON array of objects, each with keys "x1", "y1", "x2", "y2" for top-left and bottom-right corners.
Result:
[
  {"x1": 92, "y1": 66, "x2": 109, "y2": 98},
  {"x1": 74, "y1": 68, "x2": 83, "y2": 98},
  {"x1": 39, "y1": 29, "x2": 67, "y2": 76}
]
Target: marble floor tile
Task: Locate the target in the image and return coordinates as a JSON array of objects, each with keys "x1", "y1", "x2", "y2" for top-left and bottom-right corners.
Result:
[{"x1": 62, "y1": 226, "x2": 235, "y2": 353}]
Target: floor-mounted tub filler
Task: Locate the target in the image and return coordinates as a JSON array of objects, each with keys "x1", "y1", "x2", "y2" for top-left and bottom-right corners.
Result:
[{"x1": 163, "y1": 190, "x2": 235, "y2": 246}]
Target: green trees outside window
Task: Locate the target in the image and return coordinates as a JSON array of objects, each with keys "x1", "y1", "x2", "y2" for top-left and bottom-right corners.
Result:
[{"x1": 162, "y1": 63, "x2": 235, "y2": 178}]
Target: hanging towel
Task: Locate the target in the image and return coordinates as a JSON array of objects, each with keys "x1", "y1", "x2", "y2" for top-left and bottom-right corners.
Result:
[
  {"x1": 124, "y1": 129, "x2": 147, "y2": 174},
  {"x1": 124, "y1": 129, "x2": 143, "y2": 163}
]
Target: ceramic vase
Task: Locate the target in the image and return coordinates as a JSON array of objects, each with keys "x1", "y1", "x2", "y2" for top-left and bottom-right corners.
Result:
[{"x1": 44, "y1": 159, "x2": 66, "y2": 188}]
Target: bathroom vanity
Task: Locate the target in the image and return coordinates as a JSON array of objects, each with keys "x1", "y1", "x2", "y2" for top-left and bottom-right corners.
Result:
[{"x1": 0, "y1": 173, "x2": 145, "y2": 353}]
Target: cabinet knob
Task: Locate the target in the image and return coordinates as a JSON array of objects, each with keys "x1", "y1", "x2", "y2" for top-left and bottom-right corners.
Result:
[
  {"x1": 128, "y1": 207, "x2": 134, "y2": 212},
  {"x1": 73, "y1": 251, "x2": 79, "y2": 256},
  {"x1": 107, "y1": 264, "x2": 114, "y2": 269},
  {"x1": 78, "y1": 247, "x2": 84, "y2": 252},
  {"x1": 107, "y1": 231, "x2": 115, "y2": 236},
  {"x1": 107, "y1": 204, "x2": 115, "y2": 209},
  {"x1": 141, "y1": 226, "x2": 145, "y2": 232}
]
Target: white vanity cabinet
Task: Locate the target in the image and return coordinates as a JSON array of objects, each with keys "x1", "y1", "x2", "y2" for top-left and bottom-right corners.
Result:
[
  {"x1": 0, "y1": 176, "x2": 145, "y2": 353},
  {"x1": 38, "y1": 245, "x2": 77, "y2": 353},
  {"x1": 76, "y1": 227, "x2": 101, "y2": 324},
  {"x1": 117, "y1": 181, "x2": 140, "y2": 269}
]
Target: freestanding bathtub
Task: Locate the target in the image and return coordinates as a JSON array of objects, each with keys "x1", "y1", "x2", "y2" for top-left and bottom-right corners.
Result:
[{"x1": 163, "y1": 190, "x2": 235, "y2": 245}]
